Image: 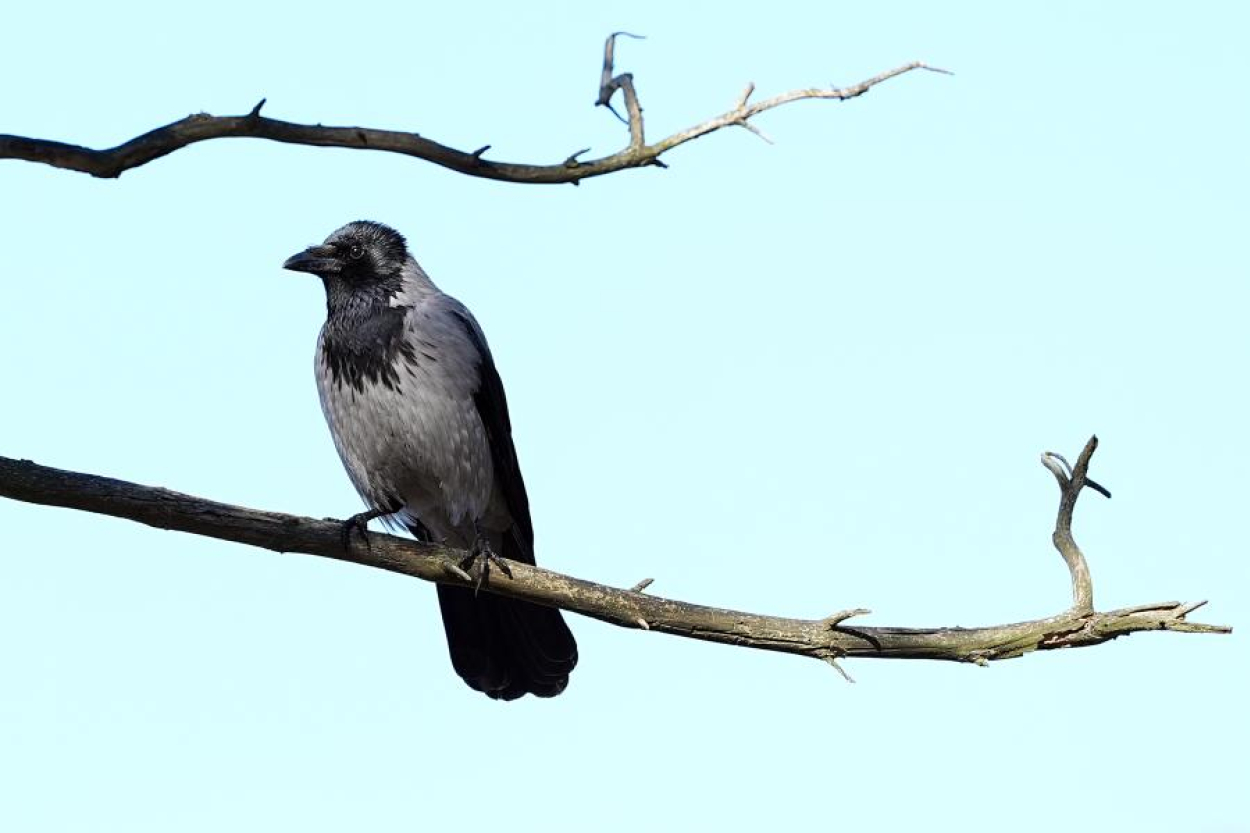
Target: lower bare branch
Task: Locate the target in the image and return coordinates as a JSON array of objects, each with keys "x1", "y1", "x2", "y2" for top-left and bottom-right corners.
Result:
[{"x1": 0, "y1": 451, "x2": 1229, "y2": 676}]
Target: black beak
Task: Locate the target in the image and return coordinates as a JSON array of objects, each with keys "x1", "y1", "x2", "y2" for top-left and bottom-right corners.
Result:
[{"x1": 283, "y1": 244, "x2": 340, "y2": 275}]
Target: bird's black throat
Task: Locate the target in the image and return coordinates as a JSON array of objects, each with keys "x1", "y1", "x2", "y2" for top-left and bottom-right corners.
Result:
[{"x1": 320, "y1": 286, "x2": 418, "y2": 393}]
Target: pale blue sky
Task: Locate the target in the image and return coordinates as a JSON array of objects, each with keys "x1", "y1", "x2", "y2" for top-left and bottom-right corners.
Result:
[{"x1": 1, "y1": 2, "x2": 1245, "y2": 831}]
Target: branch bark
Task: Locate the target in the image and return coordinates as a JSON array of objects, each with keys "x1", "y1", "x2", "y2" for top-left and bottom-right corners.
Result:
[
  {"x1": 0, "y1": 438, "x2": 1229, "y2": 679},
  {"x1": 0, "y1": 35, "x2": 947, "y2": 184}
]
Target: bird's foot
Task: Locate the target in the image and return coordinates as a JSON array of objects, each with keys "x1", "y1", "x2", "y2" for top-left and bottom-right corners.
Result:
[
  {"x1": 458, "y1": 529, "x2": 512, "y2": 594},
  {"x1": 341, "y1": 507, "x2": 391, "y2": 555}
]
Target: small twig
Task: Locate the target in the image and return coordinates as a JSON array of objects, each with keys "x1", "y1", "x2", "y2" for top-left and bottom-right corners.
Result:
[
  {"x1": 824, "y1": 655, "x2": 856, "y2": 683},
  {"x1": 737, "y1": 120, "x2": 775, "y2": 145},
  {"x1": 1046, "y1": 452, "x2": 1074, "y2": 479},
  {"x1": 1086, "y1": 478, "x2": 1112, "y2": 499},
  {"x1": 1174, "y1": 599, "x2": 1209, "y2": 617},
  {"x1": 821, "y1": 607, "x2": 882, "y2": 651},
  {"x1": 736, "y1": 82, "x2": 756, "y2": 110},
  {"x1": 1114, "y1": 601, "x2": 1179, "y2": 615},
  {"x1": 247, "y1": 98, "x2": 266, "y2": 120},
  {"x1": 563, "y1": 147, "x2": 592, "y2": 167},
  {"x1": 596, "y1": 31, "x2": 646, "y2": 107},
  {"x1": 631, "y1": 578, "x2": 655, "y2": 593},
  {"x1": 821, "y1": 608, "x2": 872, "y2": 628},
  {"x1": 602, "y1": 101, "x2": 628, "y2": 125}
]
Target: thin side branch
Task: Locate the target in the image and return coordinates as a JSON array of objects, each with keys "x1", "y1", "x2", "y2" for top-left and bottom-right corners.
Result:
[
  {"x1": 1041, "y1": 436, "x2": 1104, "y2": 613},
  {"x1": 595, "y1": 31, "x2": 647, "y2": 150},
  {"x1": 0, "y1": 447, "x2": 1228, "y2": 676},
  {"x1": 0, "y1": 37, "x2": 946, "y2": 184}
]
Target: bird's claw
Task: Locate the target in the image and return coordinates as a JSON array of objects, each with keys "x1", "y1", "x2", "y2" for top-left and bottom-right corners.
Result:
[
  {"x1": 341, "y1": 511, "x2": 376, "y2": 555},
  {"x1": 459, "y1": 534, "x2": 512, "y2": 594},
  {"x1": 339, "y1": 503, "x2": 403, "y2": 556}
]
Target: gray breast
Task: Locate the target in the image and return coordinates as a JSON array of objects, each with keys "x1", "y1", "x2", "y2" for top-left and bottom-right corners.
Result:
[{"x1": 315, "y1": 300, "x2": 495, "y2": 535}]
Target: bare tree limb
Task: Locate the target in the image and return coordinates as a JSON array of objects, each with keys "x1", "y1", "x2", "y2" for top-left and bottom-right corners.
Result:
[
  {"x1": 0, "y1": 36, "x2": 947, "y2": 184},
  {"x1": 0, "y1": 439, "x2": 1229, "y2": 677}
]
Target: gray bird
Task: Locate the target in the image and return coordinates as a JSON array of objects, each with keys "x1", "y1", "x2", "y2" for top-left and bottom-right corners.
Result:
[{"x1": 283, "y1": 220, "x2": 577, "y2": 699}]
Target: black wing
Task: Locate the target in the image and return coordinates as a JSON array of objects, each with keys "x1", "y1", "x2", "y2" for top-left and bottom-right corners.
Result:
[
  {"x1": 452, "y1": 310, "x2": 534, "y2": 563},
  {"x1": 435, "y1": 581, "x2": 576, "y2": 699},
  {"x1": 439, "y1": 310, "x2": 577, "y2": 699}
]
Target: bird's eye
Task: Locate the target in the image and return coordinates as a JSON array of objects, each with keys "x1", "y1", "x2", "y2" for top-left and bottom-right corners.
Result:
[{"x1": 348, "y1": 244, "x2": 365, "y2": 260}]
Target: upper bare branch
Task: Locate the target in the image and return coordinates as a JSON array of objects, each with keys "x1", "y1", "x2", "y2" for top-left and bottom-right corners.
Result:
[
  {"x1": 0, "y1": 40, "x2": 947, "y2": 184},
  {"x1": 0, "y1": 441, "x2": 1228, "y2": 679}
]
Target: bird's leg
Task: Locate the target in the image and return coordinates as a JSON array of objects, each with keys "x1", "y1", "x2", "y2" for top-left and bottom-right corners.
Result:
[
  {"x1": 407, "y1": 518, "x2": 433, "y2": 543},
  {"x1": 459, "y1": 520, "x2": 513, "y2": 593},
  {"x1": 341, "y1": 504, "x2": 397, "y2": 555}
]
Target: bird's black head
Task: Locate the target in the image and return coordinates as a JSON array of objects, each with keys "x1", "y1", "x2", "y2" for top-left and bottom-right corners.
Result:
[{"x1": 283, "y1": 221, "x2": 410, "y2": 302}]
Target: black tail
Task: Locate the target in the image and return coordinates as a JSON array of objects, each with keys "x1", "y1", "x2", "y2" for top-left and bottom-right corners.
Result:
[{"x1": 437, "y1": 586, "x2": 578, "y2": 700}]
